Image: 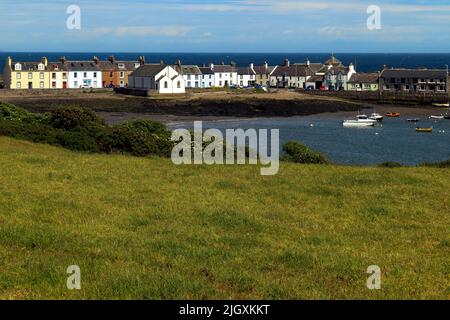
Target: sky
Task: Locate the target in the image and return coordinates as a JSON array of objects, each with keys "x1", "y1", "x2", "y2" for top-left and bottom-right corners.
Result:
[{"x1": 1, "y1": 0, "x2": 450, "y2": 52}]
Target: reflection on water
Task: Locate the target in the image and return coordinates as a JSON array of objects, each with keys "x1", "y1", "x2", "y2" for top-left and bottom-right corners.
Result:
[{"x1": 170, "y1": 116, "x2": 450, "y2": 165}]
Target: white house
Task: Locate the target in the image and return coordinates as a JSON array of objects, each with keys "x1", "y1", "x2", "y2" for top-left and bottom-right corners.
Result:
[
  {"x1": 199, "y1": 67, "x2": 215, "y2": 88},
  {"x1": 65, "y1": 60, "x2": 102, "y2": 89},
  {"x1": 128, "y1": 64, "x2": 185, "y2": 94},
  {"x1": 237, "y1": 65, "x2": 256, "y2": 87},
  {"x1": 174, "y1": 63, "x2": 203, "y2": 89},
  {"x1": 211, "y1": 63, "x2": 238, "y2": 87}
]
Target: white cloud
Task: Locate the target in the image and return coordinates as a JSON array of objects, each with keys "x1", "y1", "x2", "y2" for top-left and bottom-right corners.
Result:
[{"x1": 87, "y1": 26, "x2": 193, "y2": 37}]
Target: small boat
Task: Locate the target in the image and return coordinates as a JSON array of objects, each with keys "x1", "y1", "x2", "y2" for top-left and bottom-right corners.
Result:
[
  {"x1": 386, "y1": 112, "x2": 401, "y2": 117},
  {"x1": 432, "y1": 102, "x2": 450, "y2": 108},
  {"x1": 407, "y1": 118, "x2": 420, "y2": 122},
  {"x1": 430, "y1": 115, "x2": 444, "y2": 120},
  {"x1": 416, "y1": 127, "x2": 433, "y2": 133},
  {"x1": 369, "y1": 113, "x2": 384, "y2": 121},
  {"x1": 343, "y1": 115, "x2": 376, "y2": 127}
]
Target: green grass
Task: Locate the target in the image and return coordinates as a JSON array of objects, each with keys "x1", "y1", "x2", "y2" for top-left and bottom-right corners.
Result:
[{"x1": 0, "y1": 136, "x2": 448, "y2": 300}]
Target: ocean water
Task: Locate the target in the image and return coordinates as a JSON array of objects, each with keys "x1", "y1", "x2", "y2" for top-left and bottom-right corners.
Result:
[
  {"x1": 2, "y1": 52, "x2": 450, "y2": 73},
  {"x1": 170, "y1": 116, "x2": 450, "y2": 166}
]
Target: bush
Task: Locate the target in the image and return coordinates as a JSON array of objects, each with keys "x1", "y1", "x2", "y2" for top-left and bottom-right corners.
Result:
[
  {"x1": 56, "y1": 131, "x2": 98, "y2": 152},
  {"x1": 420, "y1": 159, "x2": 450, "y2": 168},
  {"x1": 0, "y1": 103, "x2": 45, "y2": 123},
  {"x1": 283, "y1": 141, "x2": 329, "y2": 164},
  {"x1": 49, "y1": 106, "x2": 104, "y2": 130},
  {"x1": 379, "y1": 162, "x2": 402, "y2": 168}
]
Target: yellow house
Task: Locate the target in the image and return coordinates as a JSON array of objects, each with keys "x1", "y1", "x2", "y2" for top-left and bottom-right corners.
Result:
[{"x1": 4, "y1": 56, "x2": 51, "y2": 89}]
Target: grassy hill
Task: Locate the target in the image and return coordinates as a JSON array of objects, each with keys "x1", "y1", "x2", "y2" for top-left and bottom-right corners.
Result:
[{"x1": 0, "y1": 137, "x2": 448, "y2": 299}]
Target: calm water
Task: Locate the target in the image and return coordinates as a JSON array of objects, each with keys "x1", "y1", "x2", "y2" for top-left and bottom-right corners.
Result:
[
  {"x1": 2, "y1": 52, "x2": 450, "y2": 72},
  {"x1": 170, "y1": 116, "x2": 450, "y2": 166}
]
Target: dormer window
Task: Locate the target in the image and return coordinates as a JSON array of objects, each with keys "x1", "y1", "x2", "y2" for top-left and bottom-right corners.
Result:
[
  {"x1": 118, "y1": 63, "x2": 125, "y2": 69},
  {"x1": 38, "y1": 63, "x2": 45, "y2": 71},
  {"x1": 15, "y1": 63, "x2": 22, "y2": 71}
]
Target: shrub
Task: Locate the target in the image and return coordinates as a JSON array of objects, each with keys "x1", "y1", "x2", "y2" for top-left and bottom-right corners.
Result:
[
  {"x1": 123, "y1": 119, "x2": 171, "y2": 139},
  {"x1": 49, "y1": 106, "x2": 104, "y2": 130},
  {"x1": 420, "y1": 159, "x2": 450, "y2": 168},
  {"x1": 283, "y1": 141, "x2": 329, "y2": 164},
  {"x1": 379, "y1": 162, "x2": 402, "y2": 168},
  {"x1": 0, "y1": 103, "x2": 45, "y2": 123},
  {"x1": 56, "y1": 131, "x2": 98, "y2": 152}
]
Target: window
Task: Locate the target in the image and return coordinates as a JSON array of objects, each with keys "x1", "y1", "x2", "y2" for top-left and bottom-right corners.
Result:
[
  {"x1": 94, "y1": 72, "x2": 97, "y2": 78},
  {"x1": 240, "y1": 81, "x2": 243, "y2": 86},
  {"x1": 118, "y1": 63, "x2": 125, "y2": 69},
  {"x1": 52, "y1": 82, "x2": 57, "y2": 88},
  {"x1": 209, "y1": 82, "x2": 212, "y2": 87},
  {"x1": 195, "y1": 82, "x2": 199, "y2": 88},
  {"x1": 110, "y1": 72, "x2": 113, "y2": 77},
  {"x1": 74, "y1": 72, "x2": 78, "y2": 78},
  {"x1": 16, "y1": 73, "x2": 21, "y2": 79},
  {"x1": 74, "y1": 81, "x2": 78, "y2": 87},
  {"x1": 187, "y1": 81, "x2": 191, "y2": 87},
  {"x1": 240, "y1": 75, "x2": 243, "y2": 79},
  {"x1": 219, "y1": 81, "x2": 222, "y2": 86},
  {"x1": 177, "y1": 81, "x2": 181, "y2": 88},
  {"x1": 195, "y1": 75, "x2": 199, "y2": 80},
  {"x1": 28, "y1": 73, "x2": 32, "y2": 79},
  {"x1": 187, "y1": 75, "x2": 191, "y2": 80},
  {"x1": 40, "y1": 72, "x2": 44, "y2": 79},
  {"x1": 52, "y1": 73, "x2": 56, "y2": 79},
  {"x1": 230, "y1": 73, "x2": 232, "y2": 78},
  {"x1": 83, "y1": 72, "x2": 87, "y2": 78},
  {"x1": 94, "y1": 81, "x2": 98, "y2": 87},
  {"x1": 164, "y1": 81, "x2": 168, "y2": 89},
  {"x1": 40, "y1": 81, "x2": 44, "y2": 88},
  {"x1": 63, "y1": 73, "x2": 67, "y2": 79},
  {"x1": 219, "y1": 73, "x2": 222, "y2": 78},
  {"x1": 209, "y1": 75, "x2": 212, "y2": 79},
  {"x1": 16, "y1": 82, "x2": 21, "y2": 89},
  {"x1": 120, "y1": 72, "x2": 124, "y2": 78},
  {"x1": 38, "y1": 64, "x2": 45, "y2": 71},
  {"x1": 15, "y1": 63, "x2": 22, "y2": 71}
]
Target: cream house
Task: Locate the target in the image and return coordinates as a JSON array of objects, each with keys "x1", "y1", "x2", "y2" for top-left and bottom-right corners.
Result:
[{"x1": 4, "y1": 56, "x2": 51, "y2": 89}]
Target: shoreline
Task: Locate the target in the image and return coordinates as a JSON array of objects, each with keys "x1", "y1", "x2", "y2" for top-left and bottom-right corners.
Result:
[{"x1": 1, "y1": 89, "x2": 448, "y2": 124}]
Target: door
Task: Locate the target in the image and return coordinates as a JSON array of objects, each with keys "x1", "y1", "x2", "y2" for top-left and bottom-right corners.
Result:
[
  {"x1": 63, "y1": 82, "x2": 67, "y2": 89},
  {"x1": 28, "y1": 82, "x2": 33, "y2": 89}
]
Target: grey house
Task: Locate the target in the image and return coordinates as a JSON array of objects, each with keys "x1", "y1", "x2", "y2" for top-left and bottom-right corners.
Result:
[{"x1": 379, "y1": 68, "x2": 448, "y2": 93}]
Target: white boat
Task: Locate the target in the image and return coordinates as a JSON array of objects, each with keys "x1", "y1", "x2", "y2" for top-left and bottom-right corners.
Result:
[
  {"x1": 369, "y1": 113, "x2": 384, "y2": 121},
  {"x1": 432, "y1": 103, "x2": 450, "y2": 108},
  {"x1": 343, "y1": 115, "x2": 376, "y2": 127},
  {"x1": 430, "y1": 115, "x2": 444, "y2": 120}
]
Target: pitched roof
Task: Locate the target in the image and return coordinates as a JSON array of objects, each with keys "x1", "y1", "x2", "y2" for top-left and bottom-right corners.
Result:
[
  {"x1": 380, "y1": 68, "x2": 448, "y2": 79},
  {"x1": 307, "y1": 75, "x2": 324, "y2": 82},
  {"x1": 199, "y1": 67, "x2": 214, "y2": 75},
  {"x1": 66, "y1": 61, "x2": 101, "y2": 71},
  {"x1": 272, "y1": 65, "x2": 314, "y2": 77},
  {"x1": 213, "y1": 65, "x2": 237, "y2": 73},
  {"x1": 12, "y1": 61, "x2": 47, "y2": 71},
  {"x1": 237, "y1": 67, "x2": 256, "y2": 75},
  {"x1": 130, "y1": 64, "x2": 167, "y2": 77},
  {"x1": 348, "y1": 73, "x2": 379, "y2": 83},
  {"x1": 48, "y1": 62, "x2": 66, "y2": 71},
  {"x1": 325, "y1": 55, "x2": 343, "y2": 67},
  {"x1": 252, "y1": 65, "x2": 276, "y2": 75},
  {"x1": 175, "y1": 65, "x2": 202, "y2": 75}
]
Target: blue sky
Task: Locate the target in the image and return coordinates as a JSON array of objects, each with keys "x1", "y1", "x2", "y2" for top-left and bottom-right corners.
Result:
[{"x1": 1, "y1": 0, "x2": 450, "y2": 52}]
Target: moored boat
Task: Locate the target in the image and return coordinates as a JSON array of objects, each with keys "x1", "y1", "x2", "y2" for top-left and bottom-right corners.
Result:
[
  {"x1": 386, "y1": 112, "x2": 401, "y2": 117},
  {"x1": 343, "y1": 115, "x2": 376, "y2": 128},
  {"x1": 430, "y1": 115, "x2": 444, "y2": 120},
  {"x1": 407, "y1": 118, "x2": 420, "y2": 122},
  {"x1": 432, "y1": 102, "x2": 450, "y2": 108},
  {"x1": 416, "y1": 127, "x2": 433, "y2": 133},
  {"x1": 369, "y1": 113, "x2": 384, "y2": 121}
]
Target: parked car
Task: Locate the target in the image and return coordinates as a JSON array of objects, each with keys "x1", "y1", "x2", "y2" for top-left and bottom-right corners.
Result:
[
  {"x1": 306, "y1": 86, "x2": 315, "y2": 91},
  {"x1": 319, "y1": 86, "x2": 326, "y2": 91}
]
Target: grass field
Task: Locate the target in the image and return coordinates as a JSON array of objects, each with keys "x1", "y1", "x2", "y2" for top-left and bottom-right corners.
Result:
[{"x1": 0, "y1": 136, "x2": 448, "y2": 299}]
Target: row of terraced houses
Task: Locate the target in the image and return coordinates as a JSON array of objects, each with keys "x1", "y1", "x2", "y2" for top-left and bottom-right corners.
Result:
[{"x1": 3, "y1": 55, "x2": 449, "y2": 95}]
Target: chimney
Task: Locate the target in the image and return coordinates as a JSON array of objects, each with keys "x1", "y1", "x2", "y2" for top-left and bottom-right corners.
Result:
[
  {"x1": 230, "y1": 61, "x2": 236, "y2": 66},
  {"x1": 7, "y1": 56, "x2": 12, "y2": 67},
  {"x1": 160, "y1": 60, "x2": 165, "y2": 65},
  {"x1": 59, "y1": 56, "x2": 67, "y2": 65},
  {"x1": 108, "y1": 55, "x2": 116, "y2": 64},
  {"x1": 284, "y1": 59, "x2": 290, "y2": 67},
  {"x1": 93, "y1": 56, "x2": 99, "y2": 64},
  {"x1": 41, "y1": 57, "x2": 48, "y2": 67},
  {"x1": 138, "y1": 56, "x2": 146, "y2": 65},
  {"x1": 264, "y1": 61, "x2": 268, "y2": 70},
  {"x1": 176, "y1": 59, "x2": 182, "y2": 66},
  {"x1": 250, "y1": 63, "x2": 254, "y2": 69},
  {"x1": 349, "y1": 62, "x2": 355, "y2": 73},
  {"x1": 209, "y1": 63, "x2": 214, "y2": 70},
  {"x1": 305, "y1": 58, "x2": 310, "y2": 66}
]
